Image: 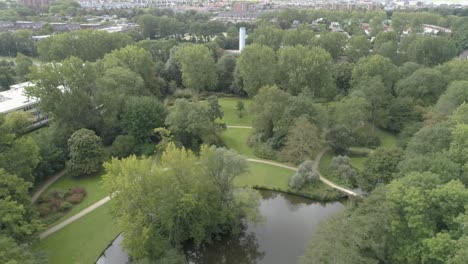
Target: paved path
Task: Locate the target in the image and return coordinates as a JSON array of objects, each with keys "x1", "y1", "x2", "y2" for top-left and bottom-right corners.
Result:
[
  {"x1": 247, "y1": 149, "x2": 360, "y2": 197},
  {"x1": 39, "y1": 196, "x2": 111, "y2": 239},
  {"x1": 32, "y1": 169, "x2": 66, "y2": 203},
  {"x1": 226, "y1": 125, "x2": 253, "y2": 129}
]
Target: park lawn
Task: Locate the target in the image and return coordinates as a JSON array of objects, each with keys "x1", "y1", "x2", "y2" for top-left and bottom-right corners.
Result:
[
  {"x1": 376, "y1": 128, "x2": 398, "y2": 148},
  {"x1": 35, "y1": 202, "x2": 120, "y2": 264},
  {"x1": 218, "y1": 98, "x2": 252, "y2": 126},
  {"x1": 221, "y1": 127, "x2": 255, "y2": 157},
  {"x1": 235, "y1": 162, "x2": 292, "y2": 190},
  {"x1": 38, "y1": 171, "x2": 107, "y2": 227}
]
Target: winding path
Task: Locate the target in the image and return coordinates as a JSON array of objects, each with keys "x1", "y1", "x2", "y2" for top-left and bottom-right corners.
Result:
[
  {"x1": 32, "y1": 169, "x2": 66, "y2": 203},
  {"x1": 38, "y1": 126, "x2": 359, "y2": 239}
]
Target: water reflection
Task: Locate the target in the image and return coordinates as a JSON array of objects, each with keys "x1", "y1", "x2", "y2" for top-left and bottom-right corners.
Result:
[
  {"x1": 95, "y1": 190, "x2": 344, "y2": 264},
  {"x1": 186, "y1": 227, "x2": 265, "y2": 264}
]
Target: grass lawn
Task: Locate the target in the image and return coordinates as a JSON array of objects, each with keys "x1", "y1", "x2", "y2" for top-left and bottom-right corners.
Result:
[
  {"x1": 218, "y1": 98, "x2": 252, "y2": 126},
  {"x1": 376, "y1": 128, "x2": 398, "y2": 148},
  {"x1": 235, "y1": 162, "x2": 292, "y2": 190},
  {"x1": 221, "y1": 127, "x2": 255, "y2": 157},
  {"x1": 35, "y1": 202, "x2": 120, "y2": 264},
  {"x1": 38, "y1": 171, "x2": 107, "y2": 227}
]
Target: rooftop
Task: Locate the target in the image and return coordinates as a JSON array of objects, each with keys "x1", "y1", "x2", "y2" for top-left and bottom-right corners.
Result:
[{"x1": 0, "y1": 82, "x2": 37, "y2": 114}]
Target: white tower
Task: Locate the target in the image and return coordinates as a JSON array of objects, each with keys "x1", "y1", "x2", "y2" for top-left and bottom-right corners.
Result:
[{"x1": 239, "y1": 27, "x2": 246, "y2": 52}]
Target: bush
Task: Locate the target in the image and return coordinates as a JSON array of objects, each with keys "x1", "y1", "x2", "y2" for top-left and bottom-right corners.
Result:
[
  {"x1": 173, "y1": 88, "x2": 193, "y2": 99},
  {"x1": 69, "y1": 186, "x2": 86, "y2": 195},
  {"x1": 253, "y1": 143, "x2": 277, "y2": 160},
  {"x1": 60, "y1": 201, "x2": 72, "y2": 212},
  {"x1": 111, "y1": 135, "x2": 136, "y2": 158},
  {"x1": 37, "y1": 203, "x2": 52, "y2": 216},
  {"x1": 288, "y1": 160, "x2": 319, "y2": 190},
  {"x1": 66, "y1": 193, "x2": 86, "y2": 204}
]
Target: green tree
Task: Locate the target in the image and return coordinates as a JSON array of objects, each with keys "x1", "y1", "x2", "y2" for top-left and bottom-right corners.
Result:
[
  {"x1": 450, "y1": 123, "x2": 468, "y2": 165},
  {"x1": 111, "y1": 135, "x2": 136, "y2": 159},
  {"x1": 216, "y1": 55, "x2": 236, "y2": 92},
  {"x1": 250, "y1": 25, "x2": 284, "y2": 50},
  {"x1": 237, "y1": 44, "x2": 276, "y2": 97},
  {"x1": 206, "y1": 95, "x2": 223, "y2": 122},
  {"x1": 346, "y1": 35, "x2": 371, "y2": 62},
  {"x1": 325, "y1": 124, "x2": 354, "y2": 153},
  {"x1": 288, "y1": 160, "x2": 319, "y2": 190},
  {"x1": 435, "y1": 81, "x2": 468, "y2": 116},
  {"x1": 236, "y1": 101, "x2": 245, "y2": 118},
  {"x1": 15, "y1": 53, "x2": 33, "y2": 81},
  {"x1": 67, "y1": 129, "x2": 104, "y2": 177},
  {"x1": 165, "y1": 99, "x2": 219, "y2": 148},
  {"x1": 278, "y1": 46, "x2": 336, "y2": 98},
  {"x1": 0, "y1": 60, "x2": 15, "y2": 90},
  {"x1": 27, "y1": 57, "x2": 100, "y2": 132},
  {"x1": 281, "y1": 116, "x2": 322, "y2": 164},
  {"x1": 405, "y1": 122, "x2": 452, "y2": 156},
  {"x1": 407, "y1": 36, "x2": 457, "y2": 66},
  {"x1": 4, "y1": 111, "x2": 33, "y2": 136},
  {"x1": 251, "y1": 85, "x2": 290, "y2": 140},
  {"x1": 351, "y1": 55, "x2": 399, "y2": 93},
  {"x1": 102, "y1": 144, "x2": 259, "y2": 261},
  {"x1": 176, "y1": 45, "x2": 217, "y2": 94},
  {"x1": 0, "y1": 235, "x2": 46, "y2": 264},
  {"x1": 121, "y1": 96, "x2": 167, "y2": 143},
  {"x1": 0, "y1": 169, "x2": 42, "y2": 243},
  {"x1": 317, "y1": 32, "x2": 347, "y2": 60},
  {"x1": 396, "y1": 68, "x2": 447, "y2": 106},
  {"x1": 358, "y1": 147, "x2": 403, "y2": 192},
  {"x1": 329, "y1": 155, "x2": 356, "y2": 185}
]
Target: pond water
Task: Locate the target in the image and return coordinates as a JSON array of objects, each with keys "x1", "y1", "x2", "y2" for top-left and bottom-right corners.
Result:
[{"x1": 96, "y1": 190, "x2": 345, "y2": 264}]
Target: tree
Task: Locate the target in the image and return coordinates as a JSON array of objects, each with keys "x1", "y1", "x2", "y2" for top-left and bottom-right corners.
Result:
[
  {"x1": 250, "y1": 25, "x2": 284, "y2": 50},
  {"x1": 351, "y1": 55, "x2": 399, "y2": 93},
  {"x1": 251, "y1": 85, "x2": 290, "y2": 140},
  {"x1": 325, "y1": 124, "x2": 355, "y2": 153},
  {"x1": 165, "y1": 99, "x2": 219, "y2": 148},
  {"x1": 67, "y1": 129, "x2": 104, "y2": 177},
  {"x1": 346, "y1": 35, "x2": 371, "y2": 62},
  {"x1": 236, "y1": 101, "x2": 245, "y2": 118},
  {"x1": 396, "y1": 68, "x2": 447, "y2": 106},
  {"x1": 288, "y1": 160, "x2": 319, "y2": 190},
  {"x1": 0, "y1": 116, "x2": 40, "y2": 182},
  {"x1": 0, "y1": 60, "x2": 15, "y2": 90},
  {"x1": 102, "y1": 144, "x2": 259, "y2": 261},
  {"x1": 277, "y1": 46, "x2": 336, "y2": 98},
  {"x1": 450, "y1": 124, "x2": 468, "y2": 166},
  {"x1": 281, "y1": 116, "x2": 322, "y2": 165},
  {"x1": 121, "y1": 96, "x2": 167, "y2": 143},
  {"x1": 27, "y1": 57, "x2": 100, "y2": 132},
  {"x1": 216, "y1": 55, "x2": 236, "y2": 92},
  {"x1": 0, "y1": 169, "x2": 42, "y2": 243},
  {"x1": 15, "y1": 53, "x2": 33, "y2": 81},
  {"x1": 405, "y1": 122, "x2": 452, "y2": 156},
  {"x1": 102, "y1": 45, "x2": 161, "y2": 96},
  {"x1": 0, "y1": 235, "x2": 46, "y2": 264},
  {"x1": 317, "y1": 32, "x2": 347, "y2": 60},
  {"x1": 331, "y1": 95, "x2": 370, "y2": 133},
  {"x1": 407, "y1": 36, "x2": 457, "y2": 66},
  {"x1": 111, "y1": 135, "x2": 137, "y2": 159},
  {"x1": 358, "y1": 147, "x2": 403, "y2": 192},
  {"x1": 4, "y1": 111, "x2": 33, "y2": 136},
  {"x1": 176, "y1": 45, "x2": 217, "y2": 94},
  {"x1": 329, "y1": 155, "x2": 356, "y2": 186},
  {"x1": 237, "y1": 44, "x2": 276, "y2": 96},
  {"x1": 206, "y1": 95, "x2": 223, "y2": 122},
  {"x1": 435, "y1": 81, "x2": 468, "y2": 116},
  {"x1": 452, "y1": 102, "x2": 468, "y2": 124}
]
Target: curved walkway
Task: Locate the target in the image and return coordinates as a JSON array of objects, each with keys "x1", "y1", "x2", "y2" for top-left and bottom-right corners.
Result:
[
  {"x1": 38, "y1": 129, "x2": 359, "y2": 239},
  {"x1": 32, "y1": 169, "x2": 66, "y2": 203}
]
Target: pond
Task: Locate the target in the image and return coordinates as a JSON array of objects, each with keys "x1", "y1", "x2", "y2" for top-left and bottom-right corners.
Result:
[{"x1": 96, "y1": 190, "x2": 345, "y2": 264}]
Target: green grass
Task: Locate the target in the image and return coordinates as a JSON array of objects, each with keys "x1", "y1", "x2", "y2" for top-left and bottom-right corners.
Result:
[
  {"x1": 221, "y1": 127, "x2": 255, "y2": 157},
  {"x1": 376, "y1": 128, "x2": 398, "y2": 148},
  {"x1": 235, "y1": 162, "x2": 292, "y2": 190},
  {"x1": 218, "y1": 98, "x2": 252, "y2": 126},
  {"x1": 35, "y1": 202, "x2": 120, "y2": 264},
  {"x1": 38, "y1": 171, "x2": 107, "y2": 227}
]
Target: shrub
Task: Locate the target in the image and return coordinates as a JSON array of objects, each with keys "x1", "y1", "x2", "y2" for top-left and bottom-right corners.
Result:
[
  {"x1": 37, "y1": 203, "x2": 52, "y2": 216},
  {"x1": 288, "y1": 160, "x2": 320, "y2": 190},
  {"x1": 60, "y1": 201, "x2": 72, "y2": 212},
  {"x1": 253, "y1": 143, "x2": 277, "y2": 160},
  {"x1": 111, "y1": 135, "x2": 137, "y2": 158},
  {"x1": 173, "y1": 88, "x2": 193, "y2": 99},
  {"x1": 66, "y1": 193, "x2": 85, "y2": 204},
  {"x1": 69, "y1": 186, "x2": 86, "y2": 195}
]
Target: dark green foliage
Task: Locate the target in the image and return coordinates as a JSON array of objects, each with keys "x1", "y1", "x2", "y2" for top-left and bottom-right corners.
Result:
[
  {"x1": 405, "y1": 122, "x2": 452, "y2": 156},
  {"x1": 0, "y1": 60, "x2": 15, "y2": 90},
  {"x1": 67, "y1": 129, "x2": 104, "y2": 177},
  {"x1": 236, "y1": 101, "x2": 245, "y2": 118},
  {"x1": 396, "y1": 68, "x2": 447, "y2": 106},
  {"x1": 32, "y1": 129, "x2": 66, "y2": 183},
  {"x1": 358, "y1": 147, "x2": 403, "y2": 192},
  {"x1": 0, "y1": 235, "x2": 46, "y2": 264},
  {"x1": 206, "y1": 95, "x2": 223, "y2": 122},
  {"x1": 122, "y1": 97, "x2": 167, "y2": 143},
  {"x1": 329, "y1": 155, "x2": 356, "y2": 186},
  {"x1": 407, "y1": 36, "x2": 457, "y2": 66},
  {"x1": 111, "y1": 135, "x2": 137, "y2": 158},
  {"x1": 216, "y1": 55, "x2": 236, "y2": 92},
  {"x1": 325, "y1": 124, "x2": 354, "y2": 153},
  {"x1": 435, "y1": 81, "x2": 468, "y2": 116}
]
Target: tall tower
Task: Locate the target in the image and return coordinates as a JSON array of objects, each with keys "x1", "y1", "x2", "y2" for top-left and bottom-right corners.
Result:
[{"x1": 239, "y1": 27, "x2": 246, "y2": 52}]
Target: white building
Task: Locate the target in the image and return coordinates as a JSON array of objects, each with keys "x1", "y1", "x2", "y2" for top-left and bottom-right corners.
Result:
[{"x1": 0, "y1": 82, "x2": 48, "y2": 128}]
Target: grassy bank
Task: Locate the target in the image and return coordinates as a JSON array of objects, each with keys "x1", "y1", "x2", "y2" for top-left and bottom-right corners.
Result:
[{"x1": 35, "y1": 202, "x2": 120, "y2": 264}]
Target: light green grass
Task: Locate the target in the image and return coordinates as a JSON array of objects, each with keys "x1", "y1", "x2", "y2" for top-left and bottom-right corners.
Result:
[
  {"x1": 38, "y1": 171, "x2": 107, "y2": 227},
  {"x1": 218, "y1": 98, "x2": 252, "y2": 126},
  {"x1": 221, "y1": 127, "x2": 255, "y2": 157},
  {"x1": 35, "y1": 202, "x2": 120, "y2": 264},
  {"x1": 235, "y1": 162, "x2": 292, "y2": 190},
  {"x1": 349, "y1": 156, "x2": 366, "y2": 171}
]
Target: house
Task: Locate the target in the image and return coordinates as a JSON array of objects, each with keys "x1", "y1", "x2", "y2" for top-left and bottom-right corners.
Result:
[
  {"x1": 422, "y1": 24, "x2": 452, "y2": 35},
  {"x1": 329, "y1": 22, "x2": 344, "y2": 32},
  {"x1": 0, "y1": 82, "x2": 48, "y2": 129}
]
